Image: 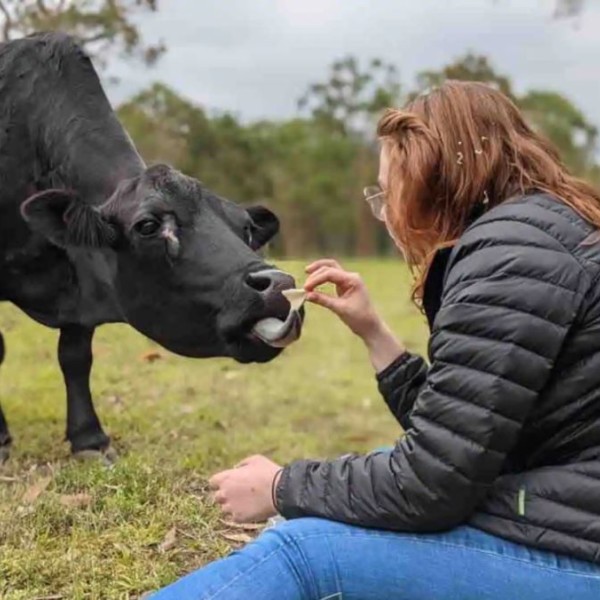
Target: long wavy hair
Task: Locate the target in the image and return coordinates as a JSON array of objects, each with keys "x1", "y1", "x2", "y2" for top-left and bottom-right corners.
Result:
[{"x1": 377, "y1": 80, "x2": 600, "y2": 305}]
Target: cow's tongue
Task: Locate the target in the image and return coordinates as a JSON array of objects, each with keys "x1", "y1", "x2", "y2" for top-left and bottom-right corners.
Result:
[
  {"x1": 251, "y1": 289, "x2": 306, "y2": 348},
  {"x1": 251, "y1": 311, "x2": 302, "y2": 348}
]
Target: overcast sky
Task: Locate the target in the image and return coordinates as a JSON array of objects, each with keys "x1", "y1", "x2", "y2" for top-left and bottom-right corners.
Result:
[{"x1": 108, "y1": 0, "x2": 600, "y2": 128}]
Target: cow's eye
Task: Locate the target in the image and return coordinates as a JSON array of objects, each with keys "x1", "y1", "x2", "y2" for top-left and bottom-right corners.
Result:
[
  {"x1": 244, "y1": 224, "x2": 254, "y2": 248},
  {"x1": 134, "y1": 219, "x2": 161, "y2": 237}
]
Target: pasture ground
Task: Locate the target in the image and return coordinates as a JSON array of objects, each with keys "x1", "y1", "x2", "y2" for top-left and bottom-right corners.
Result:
[{"x1": 0, "y1": 259, "x2": 427, "y2": 599}]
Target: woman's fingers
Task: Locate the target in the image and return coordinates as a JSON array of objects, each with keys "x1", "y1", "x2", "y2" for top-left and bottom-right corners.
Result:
[
  {"x1": 208, "y1": 470, "x2": 229, "y2": 490},
  {"x1": 303, "y1": 266, "x2": 330, "y2": 289},
  {"x1": 306, "y1": 291, "x2": 344, "y2": 313},
  {"x1": 212, "y1": 489, "x2": 228, "y2": 505},
  {"x1": 305, "y1": 259, "x2": 342, "y2": 274},
  {"x1": 304, "y1": 267, "x2": 358, "y2": 292}
]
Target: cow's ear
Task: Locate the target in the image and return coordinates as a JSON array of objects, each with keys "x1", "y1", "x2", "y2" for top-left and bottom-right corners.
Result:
[
  {"x1": 247, "y1": 205, "x2": 279, "y2": 249},
  {"x1": 21, "y1": 189, "x2": 119, "y2": 248}
]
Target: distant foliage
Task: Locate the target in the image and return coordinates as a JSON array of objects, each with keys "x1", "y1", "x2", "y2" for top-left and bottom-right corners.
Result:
[
  {"x1": 118, "y1": 52, "x2": 599, "y2": 257},
  {"x1": 0, "y1": 0, "x2": 164, "y2": 68},
  {"x1": 413, "y1": 53, "x2": 599, "y2": 183},
  {"x1": 553, "y1": 0, "x2": 586, "y2": 18}
]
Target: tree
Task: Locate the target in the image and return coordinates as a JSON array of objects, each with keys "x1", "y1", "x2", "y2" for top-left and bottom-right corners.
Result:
[
  {"x1": 118, "y1": 83, "x2": 272, "y2": 204},
  {"x1": 254, "y1": 118, "x2": 369, "y2": 256},
  {"x1": 0, "y1": 0, "x2": 164, "y2": 68},
  {"x1": 298, "y1": 57, "x2": 400, "y2": 255},
  {"x1": 298, "y1": 56, "x2": 401, "y2": 135},
  {"x1": 493, "y1": 0, "x2": 586, "y2": 18},
  {"x1": 118, "y1": 83, "x2": 211, "y2": 172},
  {"x1": 554, "y1": 0, "x2": 585, "y2": 18},
  {"x1": 520, "y1": 90, "x2": 598, "y2": 176},
  {"x1": 411, "y1": 54, "x2": 599, "y2": 181},
  {"x1": 414, "y1": 53, "x2": 514, "y2": 99},
  {"x1": 119, "y1": 84, "x2": 374, "y2": 257}
]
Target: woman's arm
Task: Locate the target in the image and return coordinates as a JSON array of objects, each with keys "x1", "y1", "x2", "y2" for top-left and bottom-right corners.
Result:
[
  {"x1": 304, "y1": 258, "x2": 406, "y2": 372},
  {"x1": 362, "y1": 319, "x2": 406, "y2": 373},
  {"x1": 276, "y1": 218, "x2": 588, "y2": 530},
  {"x1": 304, "y1": 259, "x2": 427, "y2": 431},
  {"x1": 376, "y1": 352, "x2": 428, "y2": 430}
]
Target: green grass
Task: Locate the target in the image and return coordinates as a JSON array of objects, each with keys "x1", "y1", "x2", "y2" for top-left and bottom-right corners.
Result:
[{"x1": 0, "y1": 260, "x2": 427, "y2": 599}]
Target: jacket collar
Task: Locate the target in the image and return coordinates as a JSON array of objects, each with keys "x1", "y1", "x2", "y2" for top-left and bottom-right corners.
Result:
[
  {"x1": 421, "y1": 199, "x2": 491, "y2": 329},
  {"x1": 422, "y1": 245, "x2": 454, "y2": 330}
]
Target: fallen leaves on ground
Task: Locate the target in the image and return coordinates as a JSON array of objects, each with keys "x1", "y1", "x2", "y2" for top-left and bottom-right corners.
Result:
[
  {"x1": 140, "y1": 350, "x2": 164, "y2": 363},
  {"x1": 22, "y1": 476, "x2": 52, "y2": 504},
  {"x1": 220, "y1": 532, "x2": 254, "y2": 544},
  {"x1": 158, "y1": 526, "x2": 177, "y2": 553},
  {"x1": 59, "y1": 493, "x2": 93, "y2": 509},
  {"x1": 220, "y1": 520, "x2": 264, "y2": 531},
  {"x1": 0, "y1": 475, "x2": 19, "y2": 482},
  {"x1": 105, "y1": 394, "x2": 124, "y2": 407}
]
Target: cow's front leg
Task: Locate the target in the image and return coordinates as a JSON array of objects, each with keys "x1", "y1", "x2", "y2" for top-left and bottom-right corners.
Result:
[
  {"x1": 58, "y1": 325, "x2": 112, "y2": 459},
  {"x1": 0, "y1": 332, "x2": 12, "y2": 462}
]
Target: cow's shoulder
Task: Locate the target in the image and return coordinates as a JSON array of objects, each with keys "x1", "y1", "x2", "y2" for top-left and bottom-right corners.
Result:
[{"x1": 0, "y1": 31, "x2": 91, "y2": 74}]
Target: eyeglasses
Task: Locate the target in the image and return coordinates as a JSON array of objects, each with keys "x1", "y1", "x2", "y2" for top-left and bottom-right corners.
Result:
[{"x1": 363, "y1": 185, "x2": 387, "y2": 221}]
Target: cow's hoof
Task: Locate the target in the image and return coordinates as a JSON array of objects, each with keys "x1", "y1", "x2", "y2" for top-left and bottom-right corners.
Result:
[
  {"x1": 0, "y1": 444, "x2": 10, "y2": 464},
  {"x1": 73, "y1": 446, "x2": 117, "y2": 466}
]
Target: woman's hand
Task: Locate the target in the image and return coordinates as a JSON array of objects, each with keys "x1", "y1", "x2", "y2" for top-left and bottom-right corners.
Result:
[
  {"x1": 304, "y1": 259, "x2": 383, "y2": 341},
  {"x1": 304, "y1": 259, "x2": 406, "y2": 372},
  {"x1": 208, "y1": 455, "x2": 282, "y2": 523}
]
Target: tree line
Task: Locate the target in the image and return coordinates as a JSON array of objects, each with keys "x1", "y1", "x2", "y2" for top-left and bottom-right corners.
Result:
[
  {"x1": 117, "y1": 53, "x2": 600, "y2": 256},
  {"x1": 2, "y1": 1, "x2": 598, "y2": 256}
]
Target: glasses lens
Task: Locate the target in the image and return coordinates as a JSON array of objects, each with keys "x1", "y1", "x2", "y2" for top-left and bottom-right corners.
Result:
[
  {"x1": 363, "y1": 185, "x2": 381, "y2": 199},
  {"x1": 363, "y1": 186, "x2": 386, "y2": 221},
  {"x1": 370, "y1": 196, "x2": 386, "y2": 221}
]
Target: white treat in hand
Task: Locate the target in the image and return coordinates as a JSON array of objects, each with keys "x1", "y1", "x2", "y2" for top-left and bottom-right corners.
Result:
[{"x1": 282, "y1": 288, "x2": 307, "y2": 311}]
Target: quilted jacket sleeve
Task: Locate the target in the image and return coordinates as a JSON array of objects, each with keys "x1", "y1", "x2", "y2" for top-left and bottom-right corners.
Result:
[
  {"x1": 376, "y1": 353, "x2": 428, "y2": 431},
  {"x1": 275, "y1": 213, "x2": 588, "y2": 531}
]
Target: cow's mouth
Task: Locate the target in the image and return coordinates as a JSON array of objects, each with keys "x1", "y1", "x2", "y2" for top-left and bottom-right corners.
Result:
[
  {"x1": 249, "y1": 310, "x2": 303, "y2": 348},
  {"x1": 248, "y1": 288, "x2": 305, "y2": 348}
]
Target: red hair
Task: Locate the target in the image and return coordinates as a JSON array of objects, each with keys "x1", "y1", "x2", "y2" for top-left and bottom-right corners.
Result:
[{"x1": 377, "y1": 80, "x2": 600, "y2": 305}]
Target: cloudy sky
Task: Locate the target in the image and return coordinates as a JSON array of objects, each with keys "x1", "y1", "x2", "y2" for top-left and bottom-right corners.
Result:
[{"x1": 108, "y1": 0, "x2": 600, "y2": 128}]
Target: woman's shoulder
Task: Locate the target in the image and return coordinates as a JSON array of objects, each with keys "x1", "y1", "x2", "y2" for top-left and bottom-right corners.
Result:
[
  {"x1": 461, "y1": 192, "x2": 596, "y2": 260},
  {"x1": 444, "y1": 193, "x2": 600, "y2": 302}
]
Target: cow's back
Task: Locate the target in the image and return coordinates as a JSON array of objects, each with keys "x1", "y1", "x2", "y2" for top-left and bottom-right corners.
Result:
[{"x1": 0, "y1": 33, "x2": 143, "y2": 315}]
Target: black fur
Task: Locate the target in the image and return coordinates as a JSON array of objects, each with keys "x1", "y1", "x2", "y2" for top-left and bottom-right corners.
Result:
[{"x1": 0, "y1": 32, "x2": 291, "y2": 458}]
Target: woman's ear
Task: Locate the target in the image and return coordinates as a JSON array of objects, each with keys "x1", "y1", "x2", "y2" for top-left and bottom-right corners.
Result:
[{"x1": 21, "y1": 189, "x2": 119, "y2": 248}]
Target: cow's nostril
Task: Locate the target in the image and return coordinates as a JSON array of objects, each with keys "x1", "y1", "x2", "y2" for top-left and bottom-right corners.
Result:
[{"x1": 245, "y1": 272, "x2": 273, "y2": 293}]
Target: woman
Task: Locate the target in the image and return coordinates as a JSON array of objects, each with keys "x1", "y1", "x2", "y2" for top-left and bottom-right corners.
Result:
[{"x1": 152, "y1": 81, "x2": 600, "y2": 599}]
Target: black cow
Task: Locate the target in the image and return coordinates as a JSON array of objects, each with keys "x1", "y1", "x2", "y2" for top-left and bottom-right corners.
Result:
[{"x1": 0, "y1": 32, "x2": 302, "y2": 461}]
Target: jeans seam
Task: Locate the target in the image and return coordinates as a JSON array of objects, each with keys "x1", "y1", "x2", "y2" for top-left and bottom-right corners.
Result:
[
  {"x1": 203, "y1": 545, "x2": 283, "y2": 600},
  {"x1": 325, "y1": 530, "x2": 343, "y2": 599},
  {"x1": 283, "y1": 530, "x2": 320, "y2": 599},
  {"x1": 285, "y1": 531, "x2": 600, "y2": 580}
]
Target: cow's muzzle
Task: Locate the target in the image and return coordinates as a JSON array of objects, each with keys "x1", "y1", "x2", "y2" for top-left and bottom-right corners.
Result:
[
  {"x1": 244, "y1": 270, "x2": 305, "y2": 348},
  {"x1": 250, "y1": 307, "x2": 303, "y2": 348}
]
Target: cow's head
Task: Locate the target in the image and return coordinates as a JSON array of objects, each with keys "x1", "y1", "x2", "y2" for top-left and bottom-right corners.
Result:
[{"x1": 21, "y1": 164, "x2": 303, "y2": 363}]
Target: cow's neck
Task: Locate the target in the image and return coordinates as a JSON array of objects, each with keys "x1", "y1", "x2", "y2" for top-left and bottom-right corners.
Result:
[
  {"x1": 31, "y1": 41, "x2": 145, "y2": 323},
  {"x1": 30, "y1": 37, "x2": 146, "y2": 204},
  {"x1": 66, "y1": 247, "x2": 126, "y2": 327}
]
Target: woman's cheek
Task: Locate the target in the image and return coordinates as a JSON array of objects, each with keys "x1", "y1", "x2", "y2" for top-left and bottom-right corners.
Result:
[{"x1": 384, "y1": 213, "x2": 405, "y2": 256}]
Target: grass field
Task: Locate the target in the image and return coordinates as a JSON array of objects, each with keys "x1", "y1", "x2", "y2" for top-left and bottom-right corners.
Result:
[{"x1": 0, "y1": 259, "x2": 427, "y2": 599}]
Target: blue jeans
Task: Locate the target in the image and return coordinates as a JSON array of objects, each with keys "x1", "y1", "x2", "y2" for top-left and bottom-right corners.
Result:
[{"x1": 151, "y1": 517, "x2": 600, "y2": 599}]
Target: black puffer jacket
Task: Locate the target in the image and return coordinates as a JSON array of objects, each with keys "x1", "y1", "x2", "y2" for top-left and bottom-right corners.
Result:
[{"x1": 276, "y1": 193, "x2": 600, "y2": 564}]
